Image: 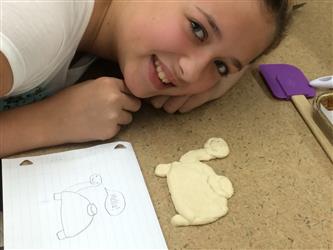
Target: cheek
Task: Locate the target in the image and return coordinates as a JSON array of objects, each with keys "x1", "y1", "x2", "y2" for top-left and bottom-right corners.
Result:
[
  {"x1": 146, "y1": 19, "x2": 191, "y2": 52},
  {"x1": 122, "y1": 64, "x2": 149, "y2": 98}
]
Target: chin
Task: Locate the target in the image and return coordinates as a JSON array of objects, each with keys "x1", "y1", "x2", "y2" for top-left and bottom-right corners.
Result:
[
  {"x1": 126, "y1": 82, "x2": 151, "y2": 99},
  {"x1": 123, "y1": 68, "x2": 154, "y2": 98}
]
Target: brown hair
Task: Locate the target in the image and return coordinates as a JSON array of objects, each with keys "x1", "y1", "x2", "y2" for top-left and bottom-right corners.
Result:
[
  {"x1": 261, "y1": 0, "x2": 306, "y2": 55},
  {"x1": 248, "y1": 0, "x2": 305, "y2": 63}
]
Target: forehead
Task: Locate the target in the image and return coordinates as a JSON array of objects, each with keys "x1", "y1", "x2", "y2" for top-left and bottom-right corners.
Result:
[{"x1": 190, "y1": 0, "x2": 274, "y2": 29}]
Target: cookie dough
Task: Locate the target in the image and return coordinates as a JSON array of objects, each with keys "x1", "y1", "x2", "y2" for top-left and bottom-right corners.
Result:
[
  {"x1": 180, "y1": 137, "x2": 230, "y2": 163},
  {"x1": 155, "y1": 137, "x2": 233, "y2": 226}
]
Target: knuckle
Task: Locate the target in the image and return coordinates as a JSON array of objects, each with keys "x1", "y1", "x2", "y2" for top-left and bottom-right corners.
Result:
[
  {"x1": 96, "y1": 76, "x2": 111, "y2": 85},
  {"x1": 96, "y1": 77, "x2": 121, "y2": 90},
  {"x1": 109, "y1": 92, "x2": 122, "y2": 103},
  {"x1": 108, "y1": 112, "x2": 120, "y2": 122}
]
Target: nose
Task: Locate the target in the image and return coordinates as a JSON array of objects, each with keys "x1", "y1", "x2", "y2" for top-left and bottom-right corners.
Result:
[{"x1": 178, "y1": 50, "x2": 214, "y2": 85}]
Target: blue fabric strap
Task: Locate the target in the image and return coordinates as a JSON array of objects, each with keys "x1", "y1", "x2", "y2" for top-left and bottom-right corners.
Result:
[{"x1": 0, "y1": 86, "x2": 49, "y2": 111}]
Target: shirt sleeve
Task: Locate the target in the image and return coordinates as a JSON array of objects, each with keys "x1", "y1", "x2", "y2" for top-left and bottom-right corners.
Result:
[
  {"x1": 0, "y1": 1, "x2": 94, "y2": 97},
  {"x1": 0, "y1": 33, "x2": 26, "y2": 96}
]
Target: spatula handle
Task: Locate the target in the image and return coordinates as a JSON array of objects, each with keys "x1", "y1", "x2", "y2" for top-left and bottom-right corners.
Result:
[{"x1": 291, "y1": 95, "x2": 333, "y2": 163}]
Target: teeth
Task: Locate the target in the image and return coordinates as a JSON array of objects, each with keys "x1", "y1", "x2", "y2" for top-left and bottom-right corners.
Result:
[
  {"x1": 158, "y1": 71, "x2": 166, "y2": 81},
  {"x1": 154, "y1": 59, "x2": 160, "y2": 66},
  {"x1": 154, "y1": 57, "x2": 171, "y2": 84}
]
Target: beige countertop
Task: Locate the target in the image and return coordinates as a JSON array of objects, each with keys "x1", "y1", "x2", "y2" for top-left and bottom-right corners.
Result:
[{"x1": 1, "y1": 1, "x2": 332, "y2": 249}]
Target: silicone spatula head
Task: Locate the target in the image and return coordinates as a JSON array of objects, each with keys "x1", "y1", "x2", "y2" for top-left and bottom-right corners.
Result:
[{"x1": 259, "y1": 64, "x2": 316, "y2": 100}]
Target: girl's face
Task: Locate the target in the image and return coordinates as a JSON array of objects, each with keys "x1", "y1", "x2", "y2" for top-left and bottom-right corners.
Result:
[{"x1": 112, "y1": 0, "x2": 275, "y2": 98}]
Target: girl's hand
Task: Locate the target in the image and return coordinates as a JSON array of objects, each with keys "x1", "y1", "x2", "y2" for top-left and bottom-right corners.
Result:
[
  {"x1": 149, "y1": 65, "x2": 249, "y2": 113},
  {"x1": 48, "y1": 77, "x2": 141, "y2": 143}
]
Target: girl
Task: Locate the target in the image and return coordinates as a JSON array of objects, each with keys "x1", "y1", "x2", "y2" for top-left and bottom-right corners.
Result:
[{"x1": 0, "y1": 0, "x2": 292, "y2": 157}]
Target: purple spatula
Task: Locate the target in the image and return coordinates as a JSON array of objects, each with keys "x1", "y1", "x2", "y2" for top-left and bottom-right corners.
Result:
[
  {"x1": 259, "y1": 64, "x2": 315, "y2": 99},
  {"x1": 259, "y1": 64, "x2": 333, "y2": 162}
]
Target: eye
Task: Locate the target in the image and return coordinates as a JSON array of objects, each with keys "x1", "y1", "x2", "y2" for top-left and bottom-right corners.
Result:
[
  {"x1": 215, "y1": 60, "x2": 229, "y2": 76},
  {"x1": 190, "y1": 20, "x2": 207, "y2": 42}
]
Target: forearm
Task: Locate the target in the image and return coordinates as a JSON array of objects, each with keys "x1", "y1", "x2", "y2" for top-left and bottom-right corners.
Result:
[
  {"x1": 0, "y1": 98, "x2": 65, "y2": 157},
  {"x1": 0, "y1": 77, "x2": 141, "y2": 157}
]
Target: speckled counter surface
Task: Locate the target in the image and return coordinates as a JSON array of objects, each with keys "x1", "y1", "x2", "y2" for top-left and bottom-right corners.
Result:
[{"x1": 1, "y1": 1, "x2": 332, "y2": 249}]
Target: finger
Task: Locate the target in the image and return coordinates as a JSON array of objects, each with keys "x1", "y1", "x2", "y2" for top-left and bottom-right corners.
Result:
[
  {"x1": 109, "y1": 79, "x2": 141, "y2": 111},
  {"x1": 112, "y1": 78, "x2": 132, "y2": 95},
  {"x1": 112, "y1": 125, "x2": 121, "y2": 137},
  {"x1": 117, "y1": 110, "x2": 133, "y2": 125},
  {"x1": 121, "y1": 83, "x2": 132, "y2": 95},
  {"x1": 178, "y1": 92, "x2": 212, "y2": 113},
  {"x1": 163, "y1": 95, "x2": 191, "y2": 114},
  {"x1": 109, "y1": 77, "x2": 133, "y2": 96},
  {"x1": 149, "y1": 96, "x2": 170, "y2": 109},
  {"x1": 121, "y1": 94, "x2": 142, "y2": 112},
  {"x1": 104, "y1": 124, "x2": 121, "y2": 140}
]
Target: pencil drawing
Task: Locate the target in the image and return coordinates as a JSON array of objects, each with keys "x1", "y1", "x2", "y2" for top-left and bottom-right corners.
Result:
[
  {"x1": 54, "y1": 174, "x2": 126, "y2": 240},
  {"x1": 104, "y1": 188, "x2": 126, "y2": 216}
]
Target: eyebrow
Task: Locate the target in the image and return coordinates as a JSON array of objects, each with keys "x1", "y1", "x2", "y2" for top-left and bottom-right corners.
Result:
[
  {"x1": 195, "y1": 6, "x2": 243, "y2": 71},
  {"x1": 195, "y1": 6, "x2": 221, "y2": 38}
]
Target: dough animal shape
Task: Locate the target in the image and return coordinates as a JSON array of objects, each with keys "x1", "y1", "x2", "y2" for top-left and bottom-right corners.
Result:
[{"x1": 155, "y1": 138, "x2": 233, "y2": 226}]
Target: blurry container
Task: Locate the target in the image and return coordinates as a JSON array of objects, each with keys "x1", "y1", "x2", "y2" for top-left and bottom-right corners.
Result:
[{"x1": 313, "y1": 92, "x2": 333, "y2": 144}]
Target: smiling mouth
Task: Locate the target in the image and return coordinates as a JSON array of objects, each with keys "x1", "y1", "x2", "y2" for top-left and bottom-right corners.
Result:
[{"x1": 153, "y1": 55, "x2": 175, "y2": 87}]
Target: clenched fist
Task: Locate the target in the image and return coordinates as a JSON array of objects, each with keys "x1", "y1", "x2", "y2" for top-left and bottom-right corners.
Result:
[{"x1": 46, "y1": 77, "x2": 141, "y2": 143}]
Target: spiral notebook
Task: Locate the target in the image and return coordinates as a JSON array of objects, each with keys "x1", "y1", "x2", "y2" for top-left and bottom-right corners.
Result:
[{"x1": 1, "y1": 142, "x2": 167, "y2": 249}]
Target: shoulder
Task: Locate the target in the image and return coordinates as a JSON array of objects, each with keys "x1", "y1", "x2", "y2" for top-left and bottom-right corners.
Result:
[
  {"x1": 0, "y1": 52, "x2": 13, "y2": 97},
  {"x1": 1, "y1": 2, "x2": 94, "y2": 97},
  {"x1": 78, "y1": 0, "x2": 110, "y2": 52}
]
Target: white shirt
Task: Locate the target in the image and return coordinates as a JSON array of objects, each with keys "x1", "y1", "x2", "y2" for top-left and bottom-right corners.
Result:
[{"x1": 0, "y1": 0, "x2": 95, "y2": 109}]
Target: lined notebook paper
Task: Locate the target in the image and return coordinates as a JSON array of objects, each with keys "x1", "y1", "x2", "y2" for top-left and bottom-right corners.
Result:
[{"x1": 1, "y1": 142, "x2": 167, "y2": 249}]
